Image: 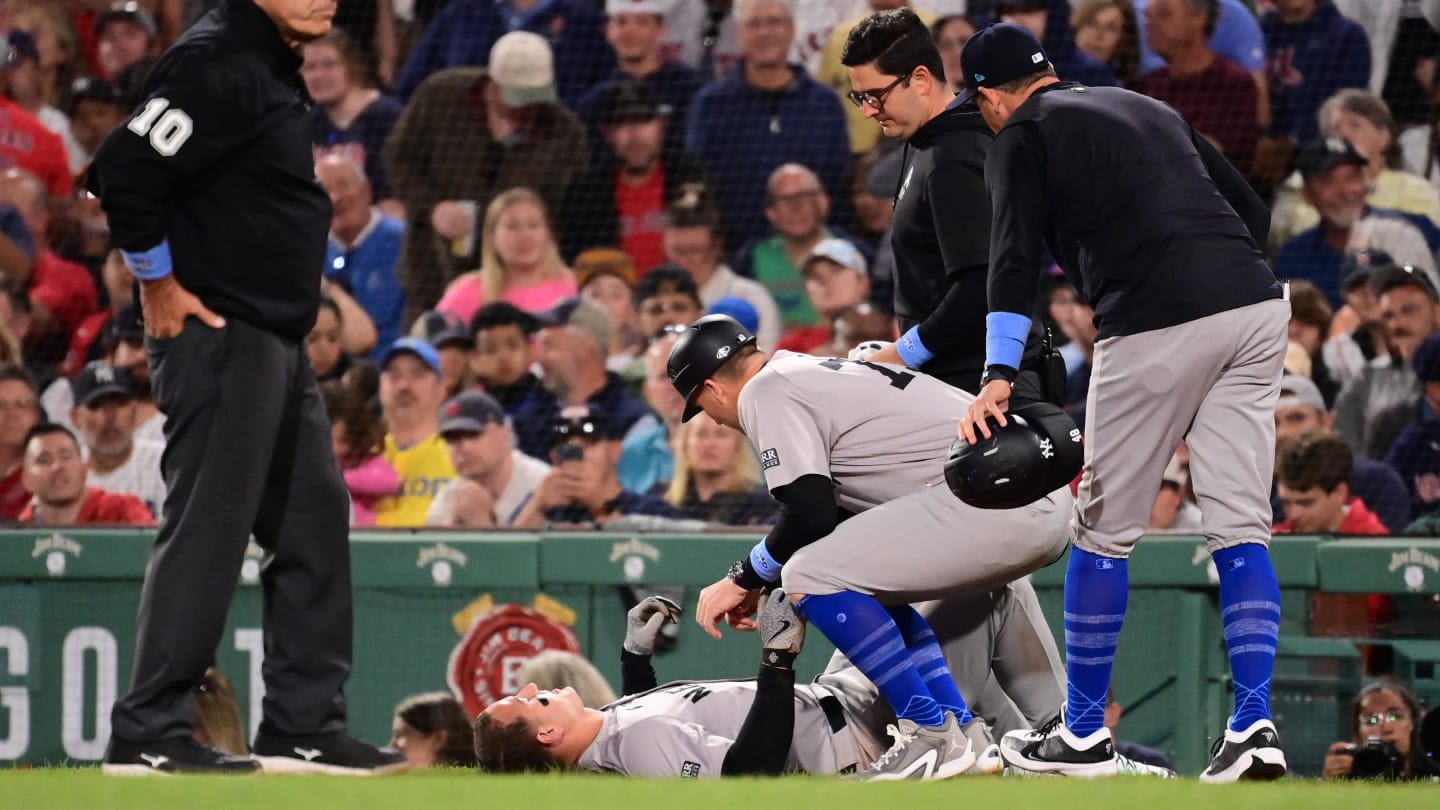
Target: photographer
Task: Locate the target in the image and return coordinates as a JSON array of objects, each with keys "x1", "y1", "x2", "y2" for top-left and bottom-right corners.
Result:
[{"x1": 1323, "y1": 680, "x2": 1439, "y2": 780}]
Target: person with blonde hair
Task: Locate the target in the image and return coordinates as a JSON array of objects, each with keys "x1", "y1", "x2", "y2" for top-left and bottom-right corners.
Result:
[
  {"x1": 14, "y1": 6, "x2": 81, "y2": 111},
  {"x1": 516, "y1": 650, "x2": 616, "y2": 709},
  {"x1": 436, "y1": 188, "x2": 577, "y2": 324},
  {"x1": 665, "y1": 411, "x2": 775, "y2": 525},
  {"x1": 193, "y1": 668, "x2": 248, "y2": 757}
]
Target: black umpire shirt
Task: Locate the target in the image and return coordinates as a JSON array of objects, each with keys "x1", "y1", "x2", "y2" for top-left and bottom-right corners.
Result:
[
  {"x1": 986, "y1": 83, "x2": 1281, "y2": 340},
  {"x1": 89, "y1": 0, "x2": 332, "y2": 342},
  {"x1": 890, "y1": 102, "x2": 1046, "y2": 394}
]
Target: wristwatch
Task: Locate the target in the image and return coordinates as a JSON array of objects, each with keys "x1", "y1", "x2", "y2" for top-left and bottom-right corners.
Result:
[
  {"x1": 727, "y1": 559, "x2": 747, "y2": 583},
  {"x1": 980, "y1": 365, "x2": 1018, "y2": 388}
]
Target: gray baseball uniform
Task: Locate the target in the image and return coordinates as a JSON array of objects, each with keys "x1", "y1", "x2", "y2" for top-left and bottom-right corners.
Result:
[
  {"x1": 576, "y1": 670, "x2": 887, "y2": 777},
  {"x1": 737, "y1": 351, "x2": 1071, "y2": 602}
]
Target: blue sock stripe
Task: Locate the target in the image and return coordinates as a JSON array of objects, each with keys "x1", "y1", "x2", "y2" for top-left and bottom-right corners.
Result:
[
  {"x1": 855, "y1": 637, "x2": 908, "y2": 673},
  {"x1": 873, "y1": 660, "x2": 918, "y2": 689},
  {"x1": 850, "y1": 621, "x2": 902, "y2": 659},
  {"x1": 1229, "y1": 643, "x2": 1278, "y2": 656},
  {"x1": 1221, "y1": 599, "x2": 1281, "y2": 618},
  {"x1": 1223, "y1": 618, "x2": 1280, "y2": 642},
  {"x1": 1067, "y1": 653, "x2": 1118, "y2": 666},
  {"x1": 909, "y1": 645, "x2": 945, "y2": 667},
  {"x1": 908, "y1": 629, "x2": 938, "y2": 645},
  {"x1": 900, "y1": 696, "x2": 946, "y2": 728},
  {"x1": 1063, "y1": 612, "x2": 1127, "y2": 624},
  {"x1": 1065, "y1": 629, "x2": 1123, "y2": 648}
]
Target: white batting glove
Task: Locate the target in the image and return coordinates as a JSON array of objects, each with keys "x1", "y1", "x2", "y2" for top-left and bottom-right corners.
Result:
[{"x1": 848, "y1": 340, "x2": 892, "y2": 363}]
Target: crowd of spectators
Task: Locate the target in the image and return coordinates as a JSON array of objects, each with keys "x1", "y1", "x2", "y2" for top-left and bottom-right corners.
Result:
[{"x1": 3, "y1": 0, "x2": 1440, "y2": 559}]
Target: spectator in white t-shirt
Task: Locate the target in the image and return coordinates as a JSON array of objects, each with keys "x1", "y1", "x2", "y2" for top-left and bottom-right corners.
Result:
[
  {"x1": 426, "y1": 390, "x2": 550, "y2": 528},
  {"x1": 68, "y1": 360, "x2": 166, "y2": 518}
]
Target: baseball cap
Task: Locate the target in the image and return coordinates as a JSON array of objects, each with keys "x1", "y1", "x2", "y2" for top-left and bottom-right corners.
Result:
[
  {"x1": 537, "y1": 296, "x2": 613, "y2": 355},
  {"x1": 597, "y1": 79, "x2": 669, "y2": 125},
  {"x1": 95, "y1": 1, "x2": 159, "y2": 39},
  {"x1": 707, "y1": 296, "x2": 760, "y2": 334},
  {"x1": 5, "y1": 30, "x2": 39, "y2": 66},
  {"x1": 551, "y1": 404, "x2": 616, "y2": 444},
  {"x1": 439, "y1": 391, "x2": 507, "y2": 437},
  {"x1": 73, "y1": 361, "x2": 136, "y2": 407},
  {"x1": 953, "y1": 23, "x2": 1051, "y2": 107},
  {"x1": 1340, "y1": 248, "x2": 1396, "y2": 293},
  {"x1": 64, "y1": 76, "x2": 123, "y2": 116},
  {"x1": 1370, "y1": 264, "x2": 1440, "y2": 302},
  {"x1": 1296, "y1": 136, "x2": 1367, "y2": 182},
  {"x1": 801, "y1": 238, "x2": 868, "y2": 277},
  {"x1": 412, "y1": 310, "x2": 474, "y2": 350},
  {"x1": 605, "y1": 0, "x2": 675, "y2": 16},
  {"x1": 574, "y1": 248, "x2": 637, "y2": 290},
  {"x1": 381, "y1": 336, "x2": 442, "y2": 374},
  {"x1": 489, "y1": 31, "x2": 557, "y2": 108},
  {"x1": 1412, "y1": 333, "x2": 1440, "y2": 383},
  {"x1": 1278, "y1": 373, "x2": 1326, "y2": 413},
  {"x1": 667, "y1": 314, "x2": 757, "y2": 422}
]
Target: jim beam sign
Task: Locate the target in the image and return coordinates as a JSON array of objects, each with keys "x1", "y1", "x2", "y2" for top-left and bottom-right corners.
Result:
[{"x1": 1388, "y1": 547, "x2": 1440, "y2": 593}]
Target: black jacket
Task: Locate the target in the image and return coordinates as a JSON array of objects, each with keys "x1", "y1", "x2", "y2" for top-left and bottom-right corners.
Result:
[
  {"x1": 560, "y1": 147, "x2": 707, "y2": 262},
  {"x1": 890, "y1": 103, "x2": 1047, "y2": 395},
  {"x1": 987, "y1": 83, "x2": 1281, "y2": 340},
  {"x1": 89, "y1": 0, "x2": 331, "y2": 341}
]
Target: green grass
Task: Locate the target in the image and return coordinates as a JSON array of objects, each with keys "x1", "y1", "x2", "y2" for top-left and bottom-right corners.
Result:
[{"x1": 0, "y1": 769, "x2": 1431, "y2": 810}]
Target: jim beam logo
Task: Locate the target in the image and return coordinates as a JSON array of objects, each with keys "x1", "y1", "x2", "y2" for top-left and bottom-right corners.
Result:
[
  {"x1": 32, "y1": 533, "x2": 83, "y2": 577},
  {"x1": 609, "y1": 537, "x2": 661, "y2": 582},
  {"x1": 240, "y1": 540, "x2": 264, "y2": 585},
  {"x1": 1387, "y1": 547, "x2": 1440, "y2": 593},
  {"x1": 1190, "y1": 544, "x2": 1220, "y2": 585},
  {"x1": 418, "y1": 543, "x2": 469, "y2": 587}
]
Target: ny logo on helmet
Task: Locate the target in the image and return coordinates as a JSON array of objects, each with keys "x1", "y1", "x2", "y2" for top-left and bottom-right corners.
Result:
[{"x1": 1039, "y1": 438, "x2": 1054, "y2": 459}]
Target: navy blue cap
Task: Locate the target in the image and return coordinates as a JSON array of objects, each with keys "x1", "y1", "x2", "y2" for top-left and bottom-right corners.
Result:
[
  {"x1": 380, "y1": 336, "x2": 442, "y2": 374},
  {"x1": 439, "y1": 390, "x2": 506, "y2": 436},
  {"x1": 953, "y1": 23, "x2": 1050, "y2": 107},
  {"x1": 1340, "y1": 248, "x2": 1396, "y2": 292}
]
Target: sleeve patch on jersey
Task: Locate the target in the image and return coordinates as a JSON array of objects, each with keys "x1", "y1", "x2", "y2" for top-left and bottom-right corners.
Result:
[
  {"x1": 760, "y1": 449, "x2": 780, "y2": 470},
  {"x1": 681, "y1": 761, "x2": 702, "y2": 778}
]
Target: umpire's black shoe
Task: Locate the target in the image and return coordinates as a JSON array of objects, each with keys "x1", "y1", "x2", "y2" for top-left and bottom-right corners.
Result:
[
  {"x1": 1200, "y1": 718, "x2": 1287, "y2": 784},
  {"x1": 102, "y1": 736, "x2": 261, "y2": 776},
  {"x1": 252, "y1": 729, "x2": 408, "y2": 775}
]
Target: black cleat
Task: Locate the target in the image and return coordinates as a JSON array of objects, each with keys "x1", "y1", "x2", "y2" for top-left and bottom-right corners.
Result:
[
  {"x1": 1200, "y1": 718, "x2": 1286, "y2": 783},
  {"x1": 102, "y1": 736, "x2": 260, "y2": 776},
  {"x1": 252, "y1": 730, "x2": 407, "y2": 775}
]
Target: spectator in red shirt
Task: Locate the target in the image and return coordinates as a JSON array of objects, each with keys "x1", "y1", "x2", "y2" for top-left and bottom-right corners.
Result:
[
  {"x1": 1274, "y1": 432, "x2": 1388, "y2": 535},
  {"x1": 0, "y1": 363, "x2": 39, "y2": 521},
  {"x1": 0, "y1": 168, "x2": 98, "y2": 362},
  {"x1": 17, "y1": 422, "x2": 154, "y2": 526},
  {"x1": 0, "y1": 80, "x2": 71, "y2": 198},
  {"x1": 1129, "y1": 0, "x2": 1258, "y2": 176}
]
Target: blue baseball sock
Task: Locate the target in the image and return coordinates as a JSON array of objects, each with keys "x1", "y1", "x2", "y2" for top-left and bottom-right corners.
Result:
[
  {"x1": 1213, "y1": 543, "x2": 1281, "y2": 732},
  {"x1": 887, "y1": 605, "x2": 974, "y2": 724},
  {"x1": 1063, "y1": 548, "x2": 1129, "y2": 738},
  {"x1": 797, "y1": 591, "x2": 945, "y2": 727}
]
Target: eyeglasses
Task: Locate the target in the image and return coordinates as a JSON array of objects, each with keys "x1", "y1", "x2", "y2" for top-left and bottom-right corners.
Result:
[
  {"x1": 847, "y1": 71, "x2": 912, "y2": 112},
  {"x1": 1359, "y1": 711, "x2": 1408, "y2": 727}
]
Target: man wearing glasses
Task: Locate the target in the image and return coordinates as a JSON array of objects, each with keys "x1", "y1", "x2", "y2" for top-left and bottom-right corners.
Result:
[{"x1": 839, "y1": 9, "x2": 1051, "y2": 401}]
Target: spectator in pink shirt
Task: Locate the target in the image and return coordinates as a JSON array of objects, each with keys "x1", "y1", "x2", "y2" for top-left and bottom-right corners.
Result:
[
  {"x1": 321, "y1": 380, "x2": 398, "y2": 527},
  {"x1": 436, "y1": 187, "x2": 577, "y2": 323}
]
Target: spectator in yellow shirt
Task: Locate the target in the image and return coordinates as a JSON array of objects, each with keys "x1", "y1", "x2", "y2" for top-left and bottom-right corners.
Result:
[{"x1": 374, "y1": 337, "x2": 456, "y2": 527}]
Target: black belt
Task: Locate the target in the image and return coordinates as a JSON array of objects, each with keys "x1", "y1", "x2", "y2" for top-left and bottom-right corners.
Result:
[{"x1": 819, "y1": 694, "x2": 847, "y2": 733}]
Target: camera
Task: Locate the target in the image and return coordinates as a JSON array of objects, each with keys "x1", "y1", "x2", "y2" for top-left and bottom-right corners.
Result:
[
  {"x1": 1343, "y1": 737, "x2": 1406, "y2": 780},
  {"x1": 555, "y1": 443, "x2": 585, "y2": 463}
]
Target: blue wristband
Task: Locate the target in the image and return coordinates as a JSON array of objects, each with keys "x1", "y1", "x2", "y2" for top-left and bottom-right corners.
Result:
[
  {"x1": 896, "y1": 325, "x2": 933, "y2": 368},
  {"x1": 121, "y1": 241, "x2": 174, "y2": 281},
  {"x1": 985, "y1": 311, "x2": 1032, "y2": 371},
  {"x1": 749, "y1": 540, "x2": 782, "y2": 583}
]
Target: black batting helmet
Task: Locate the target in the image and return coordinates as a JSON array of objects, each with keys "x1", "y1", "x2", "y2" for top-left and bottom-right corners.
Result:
[
  {"x1": 945, "y1": 402, "x2": 1083, "y2": 509},
  {"x1": 667, "y1": 315, "x2": 757, "y2": 422}
]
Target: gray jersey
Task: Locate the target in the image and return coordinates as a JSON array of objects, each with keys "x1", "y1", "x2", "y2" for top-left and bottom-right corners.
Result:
[
  {"x1": 576, "y1": 679, "x2": 854, "y2": 777},
  {"x1": 737, "y1": 351, "x2": 975, "y2": 512}
]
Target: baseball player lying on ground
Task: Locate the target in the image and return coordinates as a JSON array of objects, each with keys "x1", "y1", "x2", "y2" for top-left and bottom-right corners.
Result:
[
  {"x1": 475, "y1": 592, "x2": 1173, "y2": 778},
  {"x1": 663, "y1": 315, "x2": 1116, "y2": 780}
]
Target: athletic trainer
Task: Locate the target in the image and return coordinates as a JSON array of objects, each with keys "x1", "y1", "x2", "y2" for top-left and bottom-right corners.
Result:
[
  {"x1": 838, "y1": 9, "x2": 1050, "y2": 399},
  {"x1": 954, "y1": 23, "x2": 1289, "y2": 782},
  {"x1": 89, "y1": 0, "x2": 402, "y2": 775}
]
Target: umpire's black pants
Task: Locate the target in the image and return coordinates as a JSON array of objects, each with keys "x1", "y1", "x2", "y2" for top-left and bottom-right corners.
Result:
[{"x1": 110, "y1": 318, "x2": 352, "y2": 742}]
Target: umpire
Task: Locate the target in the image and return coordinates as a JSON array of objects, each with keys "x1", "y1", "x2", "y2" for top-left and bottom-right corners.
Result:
[
  {"x1": 838, "y1": 9, "x2": 1050, "y2": 400},
  {"x1": 955, "y1": 25, "x2": 1289, "y2": 782},
  {"x1": 89, "y1": 0, "x2": 402, "y2": 775}
]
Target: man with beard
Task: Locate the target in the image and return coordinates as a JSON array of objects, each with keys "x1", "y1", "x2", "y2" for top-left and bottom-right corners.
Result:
[
  {"x1": 562, "y1": 80, "x2": 706, "y2": 271},
  {"x1": 69, "y1": 361, "x2": 166, "y2": 519},
  {"x1": 374, "y1": 337, "x2": 455, "y2": 527},
  {"x1": 18, "y1": 422, "x2": 153, "y2": 527},
  {"x1": 1275, "y1": 138, "x2": 1438, "y2": 307},
  {"x1": 87, "y1": 0, "x2": 404, "y2": 774}
]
